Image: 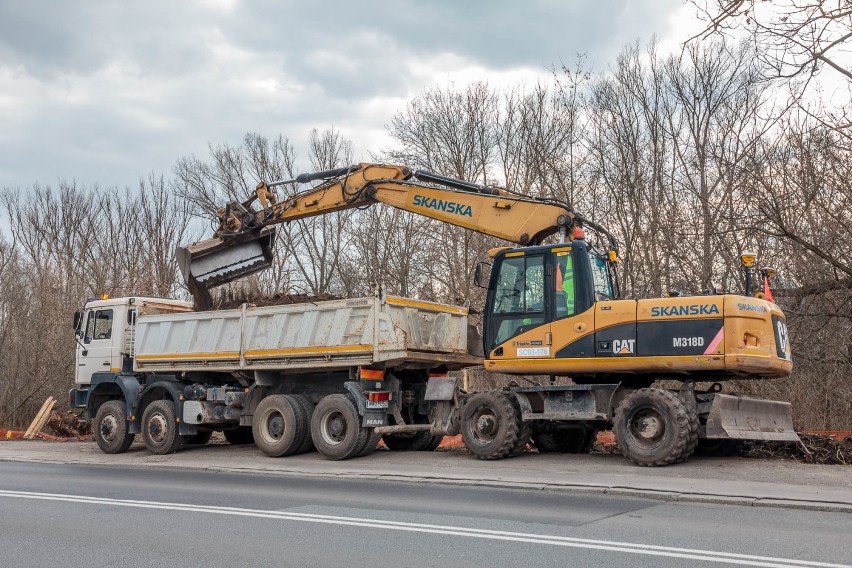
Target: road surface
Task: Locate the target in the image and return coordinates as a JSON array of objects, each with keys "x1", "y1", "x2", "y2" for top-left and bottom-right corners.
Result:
[{"x1": 0, "y1": 460, "x2": 849, "y2": 567}]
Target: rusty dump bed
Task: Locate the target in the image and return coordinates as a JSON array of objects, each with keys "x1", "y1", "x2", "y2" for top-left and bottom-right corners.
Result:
[{"x1": 133, "y1": 294, "x2": 482, "y2": 373}]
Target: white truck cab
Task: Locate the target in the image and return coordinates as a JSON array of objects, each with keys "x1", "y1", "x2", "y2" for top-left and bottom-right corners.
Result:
[{"x1": 73, "y1": 297, "x2": 191, "y2": 386}]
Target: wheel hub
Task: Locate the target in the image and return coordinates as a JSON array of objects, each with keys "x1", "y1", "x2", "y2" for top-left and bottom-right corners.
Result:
[
  {"x1": 472, "y1": 410, "x2": 498, "y2": 443},
  {"x1": 267, "y1": 414, "x2": 284, "y2": 440},
  {"x1": 321, "y1": 411, "x2": 347, "y2": 445},
  {"x1": 100, "y1": 414, "x2": 118, "y2": 442},
  {"x1": 147, "y1": 413, "x2": 167, "y2": 443},
  {"x1": 631, "y1": 409, "x2": 665, "y2": 443}
]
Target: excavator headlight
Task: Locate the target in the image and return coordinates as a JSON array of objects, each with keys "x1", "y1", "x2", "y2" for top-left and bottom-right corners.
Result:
[{"x1": 608, "y1": 250, "x2": 618, "y2": 263}]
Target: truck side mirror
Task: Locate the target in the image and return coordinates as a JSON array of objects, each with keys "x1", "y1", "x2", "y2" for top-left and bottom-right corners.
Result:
[{"x1": 474, "y1": 262, "x2": 491, "y2": 288}]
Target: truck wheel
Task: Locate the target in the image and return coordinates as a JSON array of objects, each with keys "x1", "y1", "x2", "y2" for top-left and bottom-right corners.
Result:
[
  {"x1": 311, "y1": 394, "x2": 369, "y2": 461},
  {"x1": 223, "y1": 427, "x2": 255, "y2": 445},
  {"x1": 94, "y1": 400, "x2": 134, "y2": 454},
  {"x1": 382, "y1": 431, "x2": 433, "y2": 451},
  {"x1": 141, "y1": 400, "x2": 184, "y2": 455},
  {"x1": 186, "y1": 430, "x2": 213, "y2": 445},
  {"x1": 460, "y1": 392, "x2": 519, "y2": 460},
  {"x1": 252, "y1": 395, "x2": 307, "y2": 457},
  {"x1": 290, "y1": 394, "x2": 316, "y2": 454},
  {"x1": 357, "y1": 429, "x2": 382, "y2": 457},
  {"x1": 423, "y1": 435, "x2": 444, "y2": 451},
  {"x1": 613, "y1": 388, "x2": 692, "y2": 467}
]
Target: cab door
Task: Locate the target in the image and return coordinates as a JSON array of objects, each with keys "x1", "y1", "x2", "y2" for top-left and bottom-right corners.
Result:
[
  {"x1": 76, "y1": 308, "x2": 116, "y2": 385},
  {"x1": 484, "y1": 252, "x2": 550, "y2": 357}
]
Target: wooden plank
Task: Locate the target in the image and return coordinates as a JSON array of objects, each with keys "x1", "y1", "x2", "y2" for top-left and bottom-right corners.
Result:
[{"x1": 24, "y1": 397, "x2": 56, "y2": 440}]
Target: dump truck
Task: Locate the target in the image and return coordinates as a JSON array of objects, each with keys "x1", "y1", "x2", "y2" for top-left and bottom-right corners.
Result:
[{"x1": 70, "y1": 163, "x2": 798, "y2": 466}]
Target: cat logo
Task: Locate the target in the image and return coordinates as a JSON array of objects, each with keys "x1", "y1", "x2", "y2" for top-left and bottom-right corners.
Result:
[{"x1": 613, "y1": 339, "x2": 635, "y2": 355}]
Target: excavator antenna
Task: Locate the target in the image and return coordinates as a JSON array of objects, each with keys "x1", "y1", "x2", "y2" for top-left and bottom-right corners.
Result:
[{"x1": 175, "y1": 227, "x2": 277, "y2": 290}]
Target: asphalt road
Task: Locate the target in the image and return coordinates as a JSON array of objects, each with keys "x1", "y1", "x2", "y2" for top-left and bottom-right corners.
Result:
[{"x1": 0, "y1": 460, "x2": 849, "y2": 568}]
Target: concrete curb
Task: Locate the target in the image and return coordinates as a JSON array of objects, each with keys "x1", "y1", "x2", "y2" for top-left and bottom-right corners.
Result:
[{"x1": 3, "y1": 455, "x2": 850, "y2": 514}]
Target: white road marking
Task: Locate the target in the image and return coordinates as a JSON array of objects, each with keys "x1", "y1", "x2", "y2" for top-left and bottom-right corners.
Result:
[{"x1": 0, "y1": 489, "x2": 846, "y2": 568}]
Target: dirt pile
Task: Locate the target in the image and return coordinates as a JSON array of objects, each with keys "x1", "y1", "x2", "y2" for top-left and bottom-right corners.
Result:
[{"x1": 213, "y1": 292, "x2": 341, "y2": 310}]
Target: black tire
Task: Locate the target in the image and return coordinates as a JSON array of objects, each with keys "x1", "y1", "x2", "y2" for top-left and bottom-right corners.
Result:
[
  {"x1": 460, "y1": 392, "x2": 519, "y2": 460},
  {"x1": 357, "y1": 428, "x2": 382, "y2": 457},
  {"x1": 676, "y1": 399, "x2": 700, "y2": 463},
  {"x1": 694, "y1": 438, "x2": 743, "y2": 457},
  {"x1": 252, "y1": 395, "x2": 307, "y2": 457},
  {"x1": 532, "y1": 426, "x2": 586, "y2": 453},
  {"x1": 382, "y1": 431, "x2": 434, "y2": 451},
  {"x1": 223, "y1": 427, "x2": 255, "y2": 445},
  {"x1": 290, "y1": 395, "x2": 316, "y2": 454},
  {"x1": 94, "y1": 400, "x2": 134, "y2": 454},
  {"x1": 509, "y1": 396, "x2": 532, "y2": 456},
  {"x1": 186, "y1": 430, "x2": 213, "y2": 446},
  {"x1": 613, "y1": 388, "x2": 693, "y2": 467},
  {"x1": 311, "y1": 394, "x2": 369, "y2": 461},
  {"x1": 141, "y1": 400, "x2": 184, "y2": 455},
  {"x1": 423, "y1": 435, "x2": 444, "y2": 451}
]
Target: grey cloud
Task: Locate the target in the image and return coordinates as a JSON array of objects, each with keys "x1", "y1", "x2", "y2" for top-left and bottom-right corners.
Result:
[{"x1": 0, "y1": 0, "x2": 690, "y2": 189}]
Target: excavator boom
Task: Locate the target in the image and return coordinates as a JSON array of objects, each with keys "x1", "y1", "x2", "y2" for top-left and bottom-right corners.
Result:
[{"x1": 177, "y1": 163, "x2": 610, "y2": 305}]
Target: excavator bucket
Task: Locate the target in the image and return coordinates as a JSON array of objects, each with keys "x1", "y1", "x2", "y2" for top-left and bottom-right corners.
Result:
[
  {"x1": 176, "y1": 227, "x2": 277, "y2": 289},
  {"x1": 704, "y1": 393, "x2": 799, "y2": 442}
]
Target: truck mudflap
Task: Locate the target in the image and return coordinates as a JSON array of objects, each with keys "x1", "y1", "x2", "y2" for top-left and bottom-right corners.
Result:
[{"x1": 704, "y1": 393, "x2": 799, "y2": 442}]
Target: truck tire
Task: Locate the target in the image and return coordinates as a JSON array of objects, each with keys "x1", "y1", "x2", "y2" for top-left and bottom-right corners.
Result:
[
  {"x1": 357, "y1": 428, "x2": 382, "y2": 457},
  {"x1": 94, "y1": 400, "x2": 135, "y2": 454},
  {"x1": 460, "y1": 392, "x2": 519, "y2": 460},
  {"x1": 141, "y1": 400, "x2": 184, "y2": 455},
  {"x1": 311, "y1": 394, "x2": 369, "y2": 461},
  {"x1": 186, "y1": 430, "x2": 213, "y2": 445},
  {"x1": 423, "y1": 435, "x2": 444, "y2": 451},
  {"x1": 253, "y1": 395, "x2": 307, "y2": 457},
  {"x1": 290, "y1": 394, "x2": 316, "y2": 454},
  {"x1": 613, "y1": 388, "x2": 693, "y2": 467},
  {"x1": 223, "y1": 427, "x2": 254, "y2": 445},
  {"x1": 382, "y1": 431, "x2": 433, "y2": 451}
]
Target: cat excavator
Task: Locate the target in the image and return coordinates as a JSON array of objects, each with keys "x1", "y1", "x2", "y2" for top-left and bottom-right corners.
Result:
[{"x1": 176, "y1": 162, "x2": 797, "y2": 466}]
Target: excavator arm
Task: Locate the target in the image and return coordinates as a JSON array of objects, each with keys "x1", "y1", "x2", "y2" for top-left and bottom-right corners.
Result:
[{"x1": 176, "y1": 163, "x2": 616, "y2": 305}]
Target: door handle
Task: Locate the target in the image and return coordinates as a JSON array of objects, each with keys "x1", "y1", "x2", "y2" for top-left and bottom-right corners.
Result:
[{"x1": 102, "y1": 362, "x2": 110, "y2": 366}]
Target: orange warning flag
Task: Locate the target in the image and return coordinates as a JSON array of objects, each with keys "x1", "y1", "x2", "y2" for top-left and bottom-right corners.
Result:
[{"x1": 763, "y1": 276, "x2": 774, "y2": 303}]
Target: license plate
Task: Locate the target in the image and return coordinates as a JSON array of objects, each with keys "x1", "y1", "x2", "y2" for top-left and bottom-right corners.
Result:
[{"x1": 365, "y1": 399, "x2": 388, "y2": 409}]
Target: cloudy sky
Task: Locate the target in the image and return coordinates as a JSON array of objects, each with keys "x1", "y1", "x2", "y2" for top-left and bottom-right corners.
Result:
[{"x1": 0, "y1": 0, "x2": 698, "y2": 189}]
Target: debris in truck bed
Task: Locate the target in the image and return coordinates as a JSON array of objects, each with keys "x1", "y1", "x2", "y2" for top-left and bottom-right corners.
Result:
[
  {"x1": 741, "y1": 433, "x2": 852, "y2": 465},
  {"x1": 213, "y1": 291, "x2": 341, "y2": 310}
]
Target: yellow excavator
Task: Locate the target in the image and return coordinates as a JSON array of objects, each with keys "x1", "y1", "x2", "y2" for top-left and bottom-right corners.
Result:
[{"x1": 177, "y1": 162, "x2": 797, "y2": 466}]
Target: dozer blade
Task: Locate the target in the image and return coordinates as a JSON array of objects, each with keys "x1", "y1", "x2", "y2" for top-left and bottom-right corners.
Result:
[
  {"x1": 176, "y1": 227, "x2": 276, "y2": 289},
  {"x1": 704, "y1": 393, "x2": 800, "y2": 442}
]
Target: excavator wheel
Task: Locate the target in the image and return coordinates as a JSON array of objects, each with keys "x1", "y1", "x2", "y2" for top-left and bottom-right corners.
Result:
[
  {"x1": 675, "y1": 398, "x2": 700, "y2": 463},
  {"x1": 382, "y1": 431, "x2": 434, "y2": 451},
  {"x1": 532, "y1": 425, "x2": 598, "y2": 454},
  {"x1": 509, "y1": 395, "x2": 532, "y2": 456},
  {"x1": 460, "y1": 392, "x2": 520, "y2": 460},
  {"x1": 613, "y1": 388, "x2": 695, "y2": 467}
]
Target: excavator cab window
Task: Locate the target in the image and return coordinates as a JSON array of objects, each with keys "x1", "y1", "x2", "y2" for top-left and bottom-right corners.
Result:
[
  {"x1": 488, "y1": 254, "x2": 546, "y2": 348},
  {"x1": 589, "y1": 253, "x2": 613, "y2": 301},
  {"x1": 553, "y1": 250, "x2": 576, "y2": 320}
]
